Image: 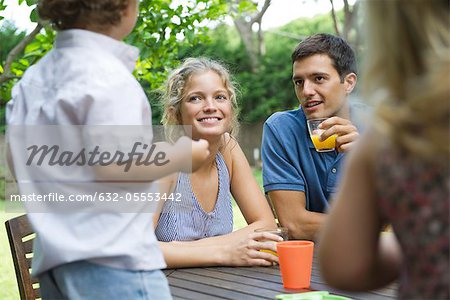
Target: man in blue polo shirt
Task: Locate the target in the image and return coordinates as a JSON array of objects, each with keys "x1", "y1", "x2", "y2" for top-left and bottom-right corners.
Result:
[{"x1": 262, "y1": 33, "x2": 366, "y2": 241}]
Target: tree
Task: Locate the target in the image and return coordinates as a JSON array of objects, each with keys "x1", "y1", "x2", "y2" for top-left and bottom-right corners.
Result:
[
  {"x1": 1, "y1": 0, "x2": 362, "y2": 126},
  {"x1": 183, "y1": 12, "x2": 340, "y2": 123},
  {"x1": 229, "y1": 0, "x2": 271, "y2": 73},
  {"x1": 0, "y1": 20, "x2": 29, "y2": 126},
  {"x1": 0, "y1": 21, "x2": 26, "y2": 65},
  {"x1": 329, "y1": 0, "x2": 360, "y2": 51}
]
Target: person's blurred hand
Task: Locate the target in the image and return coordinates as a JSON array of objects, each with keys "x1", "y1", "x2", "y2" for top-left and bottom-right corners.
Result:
[
  {"x1": 174, "y1": 136, "x2": 210, "y2": 173},
  {"x1": 191, "y1": 138, "x2": 210, "y2": 171}
]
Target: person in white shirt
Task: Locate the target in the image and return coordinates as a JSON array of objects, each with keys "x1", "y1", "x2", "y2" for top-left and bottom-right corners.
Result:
[{"x1": 6, "y1": 0, "x2": 209, "y2": 299}]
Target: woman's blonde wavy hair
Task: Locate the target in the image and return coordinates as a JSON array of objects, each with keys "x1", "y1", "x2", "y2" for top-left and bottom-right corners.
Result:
[
  {"x1": 161, "y1": 57, "x2": 240, "y2": 143},
  {"x1": 363, "y1": 0, "x2": 449, "y2": 160}
]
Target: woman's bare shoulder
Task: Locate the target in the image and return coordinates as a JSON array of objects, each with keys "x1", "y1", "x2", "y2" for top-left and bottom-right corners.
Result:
[{"x1": 220, "y1": 133, "x2": 242, "y2": 176}]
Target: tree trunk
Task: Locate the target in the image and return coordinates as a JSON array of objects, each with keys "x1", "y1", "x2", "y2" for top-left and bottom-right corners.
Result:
[
  {"x1": 230, "y1": 0, "x2": 271, "y2": 73},
  {"x1": 233, "y1": 17, "x2": 260, "y2": 73},
  {"x1": 329, "y1": 0, "x2": 341, "y2": 37},
  {"x1": 328, "y1": 0, "x2": 360, "y2": 54}
]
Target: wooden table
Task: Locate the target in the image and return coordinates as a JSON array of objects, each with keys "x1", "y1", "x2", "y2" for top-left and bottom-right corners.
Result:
[{"x1": 164, "y1": 251, "x2": 397, "y2": 300}]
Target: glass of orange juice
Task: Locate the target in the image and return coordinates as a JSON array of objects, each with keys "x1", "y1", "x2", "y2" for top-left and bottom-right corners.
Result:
[
  {"x1": 255, "y1": 227, "x2": 288, "y2": 256},
  {"x1": 307, "y1": 118, "x2": 337, "y2": 152}
]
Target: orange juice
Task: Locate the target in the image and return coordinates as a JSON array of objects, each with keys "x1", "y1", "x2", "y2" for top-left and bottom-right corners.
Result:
[
  {"x1": 311, "y1": 134, "x2": 337, "y2": 151},
  {"x1": 260, "y1": 249, "x2": 278, "y2": 256},
  {"x1": 255, "y1": 227, "x2": 288, "y2": 257}
]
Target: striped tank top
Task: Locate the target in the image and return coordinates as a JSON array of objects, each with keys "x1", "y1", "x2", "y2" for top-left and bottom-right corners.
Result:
[{"x1": 155, "y1": 152, "x2": 234, "y2": 242}]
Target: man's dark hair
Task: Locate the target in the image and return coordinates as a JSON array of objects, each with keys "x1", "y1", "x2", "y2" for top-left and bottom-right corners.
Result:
[{"x1": 291, "y1": 33, "x2": 357, "y2": 80}]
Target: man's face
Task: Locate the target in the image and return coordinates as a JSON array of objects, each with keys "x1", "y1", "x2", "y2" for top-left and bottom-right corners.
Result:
[{"x1": 292, "y1": 54, "x2": 356, "y2": 120}]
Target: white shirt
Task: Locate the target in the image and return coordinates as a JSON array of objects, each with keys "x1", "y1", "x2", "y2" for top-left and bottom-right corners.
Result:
[{"x1": 6, "y1": 29, "x2": 166, "y2": 275}]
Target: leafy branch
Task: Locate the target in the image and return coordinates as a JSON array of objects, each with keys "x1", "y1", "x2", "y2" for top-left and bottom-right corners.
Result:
[{"x1": 0, "y1": 23, "x2": 42, "y2": 84}]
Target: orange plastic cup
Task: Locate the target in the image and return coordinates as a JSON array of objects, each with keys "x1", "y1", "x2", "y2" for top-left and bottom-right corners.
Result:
[{"x1": 277, "y1": 240, "x2": 314, "y2": 289}]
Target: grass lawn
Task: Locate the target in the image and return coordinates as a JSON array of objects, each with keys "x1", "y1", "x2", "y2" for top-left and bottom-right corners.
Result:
[
  {"x1": 0, "y1": 168, "x2": 263, "y2": 299},
  {"x1": 232, "y1": 168, "x2": 263, "y2": 230},
  {"x1": 0, "y1": 201, "x2": 22, "y2": 300}
]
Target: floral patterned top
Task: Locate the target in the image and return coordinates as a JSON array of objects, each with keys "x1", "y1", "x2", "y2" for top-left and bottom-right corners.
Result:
[{"x1": 375, "y1": 145, "x2": 449, "y2": 299}]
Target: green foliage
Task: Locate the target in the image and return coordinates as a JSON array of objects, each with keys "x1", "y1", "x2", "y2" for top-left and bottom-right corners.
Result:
[
  {"x1": 0, "y1": 0, "x2": 5, "y2": 21},
  {"x1": 0, "y1": 21, "x2": 27, "y2": 132},
  {"x1": 176, "y1": 12, "x2": 338, "y2": 123},
  {"x1": 130, "y1": 0, "x2": 227, "y2": 89},
  {"x1": 0, "y1": 22, "x2": 54, "y2": 131},
  {"x1": 0, "y1": 21, "x2": 26, "y2": 75},
  {"x1": 278, "y1": 13, "x2": 338, "y2": 38},
  {"x1": 236, "y1": 0, "x2": 257, "y2": 13},
  {"x1": 127, "y1": 0, "x2": 229, "y2": 123},
  {"x1": 0, "y1": 1, "x2": 349, "y2": 125},
  {"x1": 0, "y1": 0, "x2": 228, "y2": 130}
]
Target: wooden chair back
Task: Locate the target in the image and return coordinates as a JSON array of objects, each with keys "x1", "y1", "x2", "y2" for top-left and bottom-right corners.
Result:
[{"x1": 5, "y1": 214, "x2": 40, "y2": 300}]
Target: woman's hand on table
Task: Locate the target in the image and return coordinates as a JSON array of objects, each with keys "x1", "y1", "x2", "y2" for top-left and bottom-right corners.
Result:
[{"x1": 222, "y1": 232, "x2": 283, "y2": 266}]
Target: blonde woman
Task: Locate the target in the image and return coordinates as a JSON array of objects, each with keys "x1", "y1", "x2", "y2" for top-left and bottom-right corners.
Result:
[
  {"x1": 319, "y1": 1, "x2": 449, "y2": 299},
  {"x1": 154, "y1": 57, "x2": 281, "y2": 268}
]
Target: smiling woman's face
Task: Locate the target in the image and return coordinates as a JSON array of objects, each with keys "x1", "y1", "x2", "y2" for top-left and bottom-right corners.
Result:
[{"x1": 179, "y1": 70, "x2": 232, "y2": 140}]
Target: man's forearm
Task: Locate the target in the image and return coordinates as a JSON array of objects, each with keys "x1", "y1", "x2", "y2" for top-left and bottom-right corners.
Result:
[
  {"x1": 281, "y1": 210, "x2": 326, "y2": 241},
  {"x1": 269, "y1": 190, "x2": 327, "y2": 241}
]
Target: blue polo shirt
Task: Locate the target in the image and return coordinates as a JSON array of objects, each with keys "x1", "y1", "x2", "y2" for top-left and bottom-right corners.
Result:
[{"x1": 262, "y1": 103, "x2": 368, "y2": 213}]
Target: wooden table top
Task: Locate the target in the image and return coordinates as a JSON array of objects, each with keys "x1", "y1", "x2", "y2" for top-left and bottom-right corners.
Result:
[{"x1": 163, "y1": 250, "x2": 397, "y2": 300}]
